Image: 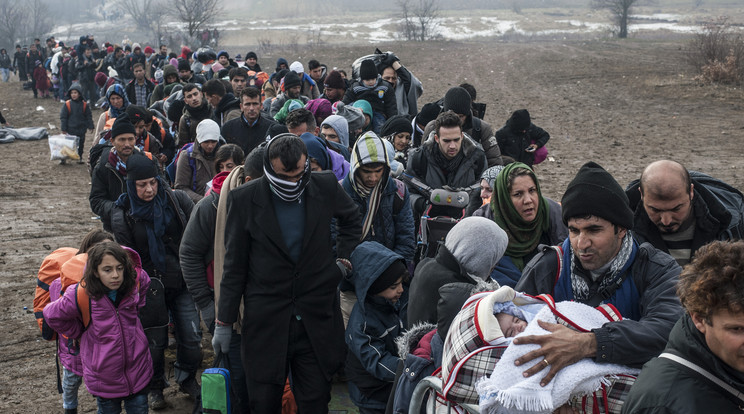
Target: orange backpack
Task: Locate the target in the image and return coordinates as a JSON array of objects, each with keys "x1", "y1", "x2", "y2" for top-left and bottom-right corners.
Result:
[
  {"x1": 65, "y1": 99, "x2": 87, "y2": 114},
  {"x1": 60, "y1": 254, "x2": 92, "y2": 330},
  {"x1": 34, "y1": 248, "x2": 78, "y2": 340}
]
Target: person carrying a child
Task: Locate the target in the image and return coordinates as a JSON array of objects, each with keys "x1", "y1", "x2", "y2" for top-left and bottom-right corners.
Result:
[
  {"x1": 43, "y1": 241, "x2": 152, "y2": 413},
  {"x1": 345, "y1": 241, "x2": 409, "y2": 414},
  {"x1": 342, "y1": 59, "x2": 397, "y2": 134},
  {"x1": 60, "y1": 82, "x2": 95, "y2": 164}
]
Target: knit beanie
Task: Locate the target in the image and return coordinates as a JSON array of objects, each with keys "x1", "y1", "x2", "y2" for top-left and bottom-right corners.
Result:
[
  {"x1": 380, "y1": 115, "x2": 413, "y2": 137},
  {"x1": 417, "y1": 102, "x2": 441, "y2": 127},
  {"x1": 444, "y1": 216, "x2": 508, "y2": 281},
  {"x1": 324, "y1": 70, "x2": 346, "y2": 90},
  {"x1": 106, "y1": 46, "x2": 113, "y2": 54},
  {"x1": 561, "y1": 161, "x2": 634, "y2": 229},
  {"x1": 333, "y1": 102, "x2": 365, "y2": 132},
  {"x1": 195, "y1": 119, "x2": 221, "y2": 143},
  {"x1": 305, "y1": 98, "x2": 332, "y2": 124},
  {"x1": 177, "y1": 59, "x2": 191, "y2": 72},
  {"x1": 144, "y1": 46, "x2": 154, "y2": 54},
  {"x1": 283, "y1": 71, "x2": 301, "y2": 90},
  {"x1": 442, "y1": 87, "x2": 472, "y2": 116},
  {"x1": 359, "y1": 59, "x2": 377, "y2": 80},
  {"x1": 510, "y1": 109, "x2": 531, "y2": 132},
  {"x1": 111, "y1": 113, "x2": 136, "y2": 139},
  {"x1": 126, "y1": 153, "x2": 158, "y2": 182},
  {"x1": 290, "y1": 61, "x2": 304, "y2": 74},
  {"x1": 217, "y1": 50, "x2": 229, "y2": 59},
  {"x1": 246, "y1": 51, "x2": 258, "y2": 60},
  {"x1": 94, "y1": 72, "x2": 108, "y2": 88},
  {"x1": 125, "y1": 105, "x2": 149, "y2": 124},
  {"x1": 352, "y1": 100, "x2": 373, "y2": 118},
  {"x1": 369, "y1": 260, "x2": 408, "y2": 295}
]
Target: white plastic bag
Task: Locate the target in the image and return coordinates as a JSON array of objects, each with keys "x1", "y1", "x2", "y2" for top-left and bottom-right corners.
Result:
[{"x1": 49, "y1": 134, "x2": 80, "y2": 161}]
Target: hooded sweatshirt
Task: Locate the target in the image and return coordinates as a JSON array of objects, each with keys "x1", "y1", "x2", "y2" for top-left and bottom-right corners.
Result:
[
  {"x1": 345, "y1": 241, "x2": 408, "y2": 409},
  {"x1": 61, "y1": 82, "x2": 95, "y2": 135}
]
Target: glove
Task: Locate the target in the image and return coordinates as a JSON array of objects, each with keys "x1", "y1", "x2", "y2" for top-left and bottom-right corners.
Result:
[
  {"x1": 212, "y1": 324, "x2": 232, "y2": 355},
  {"x1": 200, "y1": 302, "x2": 215, "y2": 334}
]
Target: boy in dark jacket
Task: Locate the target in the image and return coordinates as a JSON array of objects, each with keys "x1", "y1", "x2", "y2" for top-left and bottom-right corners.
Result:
[
  {"x1": 343, "y1": 59, "x2": 397, "y2": 135},
  {"x1": 60, "y1": 82, "x2": 95, "y2": 163},
  {"x1": 345, "y1": 241, "x2": 408, "y2": 413}
]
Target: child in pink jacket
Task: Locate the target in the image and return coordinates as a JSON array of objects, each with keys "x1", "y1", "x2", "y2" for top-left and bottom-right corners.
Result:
[{"x1": 44, "y1": 241, "x2": 152, "y2": 413}]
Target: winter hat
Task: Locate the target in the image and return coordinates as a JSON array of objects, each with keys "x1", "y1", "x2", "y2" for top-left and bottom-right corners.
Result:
[
  {"x1": 561, "y1": 161, "x2": 634, "y2": 229},
  {"x1": 132, "y1": 43, "x2": 141, "y2": 52},
  {"x1": 333, "y1": 102, "x2": 365, "y2": 132},
  {"x1": 359, "y1": 59, "x2": 377, "y2": 80},
  {"x1": 300, "y1": 133, "x2": 330, "y2": 170},
  {"x1": 124, "y1": 44, "x2": 132, "y2": 52},
  {"x1": 217, "y1": 50, "x2": 229, "y2": 59},
  {"x1": 369, "y1": 259, "x2": 407, "y2": 295},
  {"x1": 444, "y1": 216, "x2": 508, "y2": 281},
  {"x1": 305, "y1": 98, "x2": 332, "y2": 124},
  {"x1": 234, "y1": 54, "x2": 242, "y2": 61},
  {"x1": 211, "y1": 62, "x2": 224, "y2": 73},
  {"x1": 126, "y1": 153, "x2": 158, "y2": 182},
  {"x1": 380, "y1": 115, "x2": 413, "y2": 137},
  {"x1": 442, "y1": 87, "x2": 472, "y2": 116},
  {"x1": 169, "y1": 57, "x2": 178, "y2": 67},
  {"x1": 246, "y1": 51, "x2": 257, "y2": 60},
  {"x1": 481, "y1": 165, "x2": 505, "y2": 191},
  {"x1": 324, "y1": 70, "x2": 346, "y2": 90},
  {"x1": 177, "y1": 59, "x2": 191, "y2": 72},
  {"x1": 111, "y1": 113, "x2": 136, "y2": 139},
  {"x1": 144, "y1": 46, "x2": 154, "y2": 54},
  {"x1": 125, "y1": 105, "x2": 149, "y2": 124},
  {"x1": 282, "y1": 71, "x2": 301, "y2": 90},
  {"x1": 94, "y1": 72, "x2": 108, "y2": 88},
  {"x1": 70, "y1": 50, "x2": 77, "y2": 58},
  {"x1": 35, "y1": 60, "x2": 42, "y2": 66},
  {"x1": 289, "y1": 61, "x2": 304, "y2": 74},
  {"x1": 321, "y1": 115, "x2": 350, "y2": 148},
  {"x1": 196, "y1": 119, "x2": 221, "y2": 143},
  {"x1": 416, "y1": 102, "x2": 441, "y2": 127},
  {"x1": 509, "y1": 109, "x2": 531, "y2": 132},
  {"x1": 352, "y1": 100, "x2": 373, "y2": 119}
]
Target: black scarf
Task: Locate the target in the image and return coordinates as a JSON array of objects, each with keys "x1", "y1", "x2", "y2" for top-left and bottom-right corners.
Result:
[
  {"x1": 431, "y1": 143, "x2": 465, "y2": 175},
  {"x1": 185, "y1": 100, "x2": 211, "y2": 120}
]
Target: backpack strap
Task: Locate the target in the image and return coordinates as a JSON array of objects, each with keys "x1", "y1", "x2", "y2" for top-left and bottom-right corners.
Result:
[
  {"x1": 65, "y1": 100, "x2": 70, "y2": 113},
  {"x1": 75, "y1": 283, "x2": 91, "y2": 330},
  {"x1": 659, "y1": 352, "x2": 744, "y2": 404}
]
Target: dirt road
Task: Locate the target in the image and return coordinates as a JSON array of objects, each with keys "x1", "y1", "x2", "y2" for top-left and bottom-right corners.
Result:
[{"x1": 1, "y1": 37, "x2": 742, "y2": 413}]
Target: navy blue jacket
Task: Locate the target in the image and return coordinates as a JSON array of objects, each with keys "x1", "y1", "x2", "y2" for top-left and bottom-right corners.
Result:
[{"x1": 345, "y1": 241, "x2": 408, "y2": 410}]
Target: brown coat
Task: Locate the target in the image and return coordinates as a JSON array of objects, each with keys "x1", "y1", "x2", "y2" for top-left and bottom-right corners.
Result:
[{"x1": 173, "y1": 142, "x2": 218, "y2": 203}]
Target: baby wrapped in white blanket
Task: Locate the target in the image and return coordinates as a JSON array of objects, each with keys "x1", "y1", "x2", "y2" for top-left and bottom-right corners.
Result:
[{"x1": 476, "y1": 293, "x2": 640, "y2": 414}]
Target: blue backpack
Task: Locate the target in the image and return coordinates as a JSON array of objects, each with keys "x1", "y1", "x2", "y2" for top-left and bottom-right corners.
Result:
[{"x1": 165, "y1": 143, "x2": 198, "y2": 189}]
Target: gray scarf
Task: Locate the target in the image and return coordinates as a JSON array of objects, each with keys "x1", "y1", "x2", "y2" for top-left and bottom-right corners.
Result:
[{"x1": 570, "y1": 232, "x2": 633, "y2": 301}]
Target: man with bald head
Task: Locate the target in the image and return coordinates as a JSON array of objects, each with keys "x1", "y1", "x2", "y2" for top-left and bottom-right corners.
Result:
[{"x1": 626, "y1": 160, "x2": 744, "y2": 266}]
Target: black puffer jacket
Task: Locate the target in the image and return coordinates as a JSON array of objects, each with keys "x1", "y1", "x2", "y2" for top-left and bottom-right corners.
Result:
[
  {"x1": 621, "y1": 314, "x2": 744, "y2": 413},
  {"x1": 179, "y1": 192, "x2": 218, "y2": 311},
  {"x1": 405, "y1": 132, "x2": 487, "y2": 214},
  {"x1": 495, "y1": 118, "x2": 550, "y2": 166},
  {"x1": 111, "y1": 185, "x2": 193, "y2": 289},
  {"x1": 626, "y1": 171, "x2": 744, "y2": 258}
]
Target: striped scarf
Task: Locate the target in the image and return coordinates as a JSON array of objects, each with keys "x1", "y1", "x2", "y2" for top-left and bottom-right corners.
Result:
[{"x1": 108, "y1": 148, "x2": 127, "y2": 176}]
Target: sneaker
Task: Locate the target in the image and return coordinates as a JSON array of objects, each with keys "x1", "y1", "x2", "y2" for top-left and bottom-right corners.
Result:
[
  {"x1": 179, "y1": 376, "x2": 201, "y2": 399},
  {"x1": 148, "y1": 390, "x2": 167, "y2": 410}
]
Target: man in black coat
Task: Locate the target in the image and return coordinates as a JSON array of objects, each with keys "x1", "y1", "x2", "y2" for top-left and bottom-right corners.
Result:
[
  {"x1": 214, "y1": 134, "x2": 361, "y2": 413},
  {"x1": 221, "y1": 87, "x2": 277, "y2": 155}
]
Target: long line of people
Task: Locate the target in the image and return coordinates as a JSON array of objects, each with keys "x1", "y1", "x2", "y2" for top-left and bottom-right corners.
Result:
[{"x1": 34, "y1": 33, "x2": 744, "y2": 414}]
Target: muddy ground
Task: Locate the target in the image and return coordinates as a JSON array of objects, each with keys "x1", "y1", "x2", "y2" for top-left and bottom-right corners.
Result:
[{"x1": 1, "y1": 36, "x2": 743, "y2": 413}]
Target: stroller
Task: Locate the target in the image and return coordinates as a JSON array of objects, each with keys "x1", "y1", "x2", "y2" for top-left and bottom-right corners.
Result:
[{"x1": 400, "y1": 173, "x2": 479, "y2": 264}]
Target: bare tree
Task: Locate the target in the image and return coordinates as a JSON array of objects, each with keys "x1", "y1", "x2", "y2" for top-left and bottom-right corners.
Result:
[
  {"x1": 591, "y1": 0, "x2": 653, "y2": 39},
  {"x1": 172, "y1": 0, "x2": 222, "y2": 40},
  {"x1": 0, "y1": 0, "x2": 27, "y2": 49},
  {"x1": 396, "y1": 0, "x2": 439, "y2": 41},
  {"x1": 24, "y1": 0, "x2": 53, "y2": 43},
  {"x1": 118, "y1": 0, "x2": 168, "y2": 43}
]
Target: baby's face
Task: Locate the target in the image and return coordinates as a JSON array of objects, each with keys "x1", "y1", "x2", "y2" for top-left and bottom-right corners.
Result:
[{"x1": 496, "y1": 313, "x2": 527, "y2": 338}]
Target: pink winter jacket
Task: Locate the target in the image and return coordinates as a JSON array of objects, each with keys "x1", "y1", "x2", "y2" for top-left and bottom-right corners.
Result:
[
  {"x1": 49, "y1": 278, "x2": 83, "y2": 377},
  {"x1": 43, "y1": 248, "x2": 152, "y2": 398}
]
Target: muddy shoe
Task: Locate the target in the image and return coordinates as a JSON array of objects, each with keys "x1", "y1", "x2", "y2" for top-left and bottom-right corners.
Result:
[
  {"x1": 148, "y1": 390, "x2": 167, "y2": 410},
  {"x1": 179, "y1": 376, "x2": 201, "y2": 399}
]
